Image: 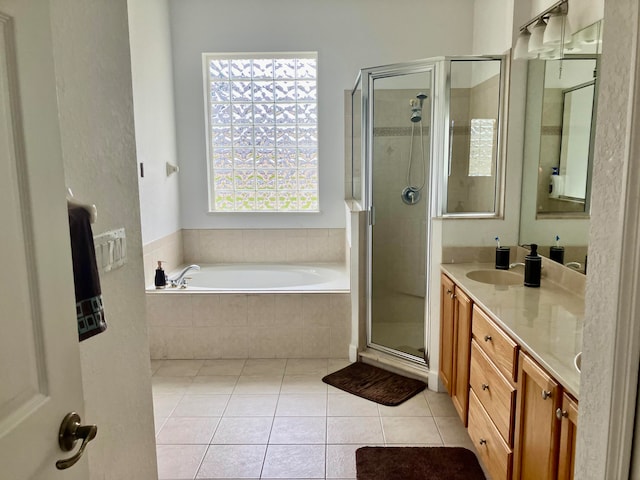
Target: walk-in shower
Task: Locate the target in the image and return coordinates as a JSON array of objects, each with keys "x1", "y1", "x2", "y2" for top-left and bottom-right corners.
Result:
[{"x1": 351, "y1": 56, "x2": 507, "y2": 370}]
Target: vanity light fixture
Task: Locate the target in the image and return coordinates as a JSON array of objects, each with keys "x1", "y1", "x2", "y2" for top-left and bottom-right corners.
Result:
[
  {"x1": 513, "y1": 0, "x2": 569, "y2": 59},
  {"x1": 514, "y1": 29, "x2": 537, "y2": 60},
  {"x1": 529, "y1": 19, "x2": 553, "y2": 53},
  {"x1": 543, "y1": 11, "x2": 570, "y2": 46}
]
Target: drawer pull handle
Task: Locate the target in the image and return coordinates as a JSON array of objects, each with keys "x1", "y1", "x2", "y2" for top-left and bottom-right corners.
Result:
[
  {"x1": 542, "y1": 390, "x2": 552, "y2": 400},
  {"x1": 479, "y1": 439, "x2": 487, "y2": 446},
  {"x1": 481, "y1": 383, "x2": 489, "y2": 391},
  {"x1": 484, "y1": 335, "x2": 492, "y2": 342},
  {"x1": 556, "y1": 408, "x2": 568, "y2": 420}
]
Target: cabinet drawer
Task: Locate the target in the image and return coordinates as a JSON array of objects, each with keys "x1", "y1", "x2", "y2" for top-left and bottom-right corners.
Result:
[
  {"x1": 472, "y1": 305, "x2": 519, "y2": 382},
  {"x1": 470, "y1": 340, "x2": 516, "y2": 446},
  {"x1": 468, "y1": 390, "x2": 512, "y2": 480}
]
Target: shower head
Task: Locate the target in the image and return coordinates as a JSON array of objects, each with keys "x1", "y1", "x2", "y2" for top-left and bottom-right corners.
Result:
[
  {"x1": 410, "y1": 110, "x2": 422, "y2": 123},
  {"x1": 416, "y1": 92, "x2": 428, "y2": 108}
]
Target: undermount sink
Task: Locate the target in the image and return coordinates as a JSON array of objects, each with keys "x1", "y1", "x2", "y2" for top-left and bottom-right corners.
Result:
[
  {"x1": 465, "y1": 269, "x2": 522, "y2": 286},
  {"x1": 574, "y1": 352, "x2": 582, "y2": 373}
]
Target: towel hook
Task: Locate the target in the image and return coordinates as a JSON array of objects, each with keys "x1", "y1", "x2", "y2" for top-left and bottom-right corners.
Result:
[{"x1": 66, "y1": 187, "x2": 97, "y2": 224}]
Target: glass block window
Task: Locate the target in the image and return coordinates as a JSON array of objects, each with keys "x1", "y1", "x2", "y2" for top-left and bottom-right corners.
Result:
[
  {"x1": 203, "y1": 52, "x2": 319, "y2": 212},
  {"x1": 468, "y1": 118, "x2": 496, "y2": 177}
]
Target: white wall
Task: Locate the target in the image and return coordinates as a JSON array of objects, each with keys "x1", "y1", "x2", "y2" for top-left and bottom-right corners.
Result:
[
  {"x1": 169, "y1": 0, "x2": 475, "y2": 229},
  {"x1": 49, "y1": 1, "x2": 158, "y2": 478},
  {"x1": 129, "y1": 0, "x2": 181, "y2": 245},
  {"x1": 473, "y1": 0, "x2": 514, "y2": 56},
  {"x1": 576, "y1": 0, "x2": 639, "y2": 476}
]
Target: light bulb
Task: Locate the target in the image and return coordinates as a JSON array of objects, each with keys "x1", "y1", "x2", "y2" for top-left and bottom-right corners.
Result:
[
  {"x1": 529, "y1": 18, "x2": 554, "y2": 54},
  {"x1": 543, "y1": 13, "x2": 569, "y2": 46},
  {"x1": 514, "y1": 29, "x2": 537, "y2": 59}
]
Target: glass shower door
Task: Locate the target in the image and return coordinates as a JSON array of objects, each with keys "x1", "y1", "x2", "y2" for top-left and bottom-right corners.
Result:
[{"x1": 366, "y1": 65, "x2": 435, "y2": 362}]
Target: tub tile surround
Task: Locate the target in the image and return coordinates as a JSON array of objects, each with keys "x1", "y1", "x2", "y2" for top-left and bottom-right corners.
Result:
[
  {"x1": 148, "y1": 293, "x2": 351, "y2": 360},
  {"x1": 142, "y1": 230, "x2": 184, "y2": 286},
  {"x1": 182, "y1": 228, "x2": 347, "y2": 266},
  {"x1": 143, "y1": 228, "x2": 348, "y2": 286}
]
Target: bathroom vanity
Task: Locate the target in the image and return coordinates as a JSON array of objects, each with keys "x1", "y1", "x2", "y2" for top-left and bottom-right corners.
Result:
[{"x1": 439, "y1": 263, "x2": 583, "y2": 480}]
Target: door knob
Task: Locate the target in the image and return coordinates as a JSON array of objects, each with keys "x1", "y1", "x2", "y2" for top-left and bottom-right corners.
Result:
[{"x1": 56, "y1": 412, "x2": 98, "y2": 470}]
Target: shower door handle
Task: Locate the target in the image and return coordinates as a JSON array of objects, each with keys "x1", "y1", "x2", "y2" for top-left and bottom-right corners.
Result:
[{"x1": 447, "y1": 120, "x2": 454, "y2": 177}]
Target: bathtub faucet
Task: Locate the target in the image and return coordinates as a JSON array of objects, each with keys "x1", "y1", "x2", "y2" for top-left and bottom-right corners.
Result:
[{"x1": 168, "y1": 264, "x2": 200, "y2": 287}]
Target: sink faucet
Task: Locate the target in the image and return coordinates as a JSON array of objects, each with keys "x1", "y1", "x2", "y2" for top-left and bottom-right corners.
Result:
[
  {"x1": 509, "y1": 262, "x2": 525, "y2": 269},
  {"x1": 566, "y1": 262, "x2": 582, "y2": 270},
  {"x1": 168, "y1": 264, "x2": 200, "y2": 287}
]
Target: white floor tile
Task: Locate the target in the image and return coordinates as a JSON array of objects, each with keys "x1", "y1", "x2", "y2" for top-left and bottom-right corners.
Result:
[
  {"x1": 280, "y1": 374, "x2": 328, "y2": 394},
  {"x1": 196, "y1": 444, "x2": 267, "y2": 479},
  {"x1": 211, "y1": 417, "x2": 273, "y2": 444},
  {"x1": 156, "y1": 444, "x2": 207, "y2": 480},
  {"x1": 377, "y1": 393, "x2": 432, "y2": 417},
  {"x1": 234, "y1": 375, "x2": 283, "y2": 394},
  {"x1": 262, "y1": 444, "x2": 325, "y2": 479},
  {"x1": 152, "y1": 359, "x2": 472, "y2": 480},
  {"x1": 187, "y1": 375, "x2": 238, "y2": 394},
  {"x1": 173, "y1": 395, "x2": 230, "y2": 417},
  {"x1": 156, "y1": 416, "x2": 219, "y2": 445},
  {"x1": 224, "y1": 394, "x2": 279, "y2": 416},
  {"x1": 326, "y1": 417, "x2": 384, "y2": 444},
  {"x1": 380, "y1": 416, "x2": 443, "y2": 445},
  {"x1": 327, "y1": 394, "x2": 379, "y2": 417},
  {"x1": 275, "y1": 394, "x2": 327, "y2": 417},
  {"x1": 269, "y1": 417, "x2": 326, "y2": 444}
]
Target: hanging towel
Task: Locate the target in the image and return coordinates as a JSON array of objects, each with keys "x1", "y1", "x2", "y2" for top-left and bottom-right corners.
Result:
[{"x1": 68, "y1": 205, "x2": 107, "y2": 341}]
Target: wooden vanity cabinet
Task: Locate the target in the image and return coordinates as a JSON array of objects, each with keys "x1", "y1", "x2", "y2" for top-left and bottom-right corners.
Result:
[
  {"x1": 467, "y1": 305, "x2": 518, "y2": 480},
  {"x1": 439, "y1": 271, "x2": 579, "y2": 480},
  {"x1": 513, "y1": 352, "x2": 562, "y2": 480},
  {"x1": 557, "y1": 393, "x2": 579, "y2": 480},
  {"x1": 438, "y1": 273, "x2": 472, "y2": 424},
  {"x1": 439, "y1": 274, "x2": 455, "y2": 394}
]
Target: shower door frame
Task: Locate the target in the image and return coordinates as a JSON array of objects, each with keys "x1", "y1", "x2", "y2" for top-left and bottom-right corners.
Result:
[{"x1": 361, "y1": 58, "x2": 445, "y2": 366}]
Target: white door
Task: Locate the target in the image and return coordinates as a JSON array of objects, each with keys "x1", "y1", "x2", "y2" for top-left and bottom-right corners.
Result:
[{"x1": 0, "y1": 1, "x2": 89, "y2": 479}]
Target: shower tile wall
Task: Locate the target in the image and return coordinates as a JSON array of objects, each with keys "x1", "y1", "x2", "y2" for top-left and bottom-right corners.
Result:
[
  {"x1": 447, "y1": 75, "x2": 500, "y2": 213},
  {"x1": 371, "y1": 89, "x2": 429, "y2": 352},
  {"x1": 537, "y1": 89, "x2": 585, "y2": 214},
  {"x1": 147, "y1": 293, "x2": 351, "y2": 360},
  {"x1": 142, "y1": 228, "x2": 348, "y2": 285}
]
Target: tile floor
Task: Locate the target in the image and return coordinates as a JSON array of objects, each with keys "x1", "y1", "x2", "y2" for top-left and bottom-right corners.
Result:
[{"x1": 151, "y1": 358, "x2": 481, "y2": 480}]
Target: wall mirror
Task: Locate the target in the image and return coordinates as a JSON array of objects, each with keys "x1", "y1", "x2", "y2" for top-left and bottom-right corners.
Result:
[
  {"x1": 532, "y1": 56, "x2": 598, "y2": 215},
  {"x1": 519, "y1": 21, "x2": 602, "y2": 272},
  {"x1": 444, "y1": 58, "x2": 508, "y2": 217}
]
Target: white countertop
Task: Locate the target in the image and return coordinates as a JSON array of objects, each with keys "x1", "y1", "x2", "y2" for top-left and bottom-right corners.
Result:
[{"x1": 441, "y1": 263, "x2": 583, "y2": 399}]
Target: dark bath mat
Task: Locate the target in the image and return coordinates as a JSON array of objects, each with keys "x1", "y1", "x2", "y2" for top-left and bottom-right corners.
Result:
[
  {"x1": 356, "y1": 446, "x2": 486, "y2": 480},
  {"x1": 321, "y1": 362, "x2": 426, "y2": 406}
]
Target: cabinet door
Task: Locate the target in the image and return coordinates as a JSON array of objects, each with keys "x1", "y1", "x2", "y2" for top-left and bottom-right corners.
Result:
[
  {"x1": 439, "y1": 274, "x2": 455, "y2": 394},
  {"x1": 513, "y1": 353, "x2": 561, "y2": 480},
  {"x1": 451, "y1": 287, "x2": 472, "y2": 425},
  {"x1": 557, "y1": 393, "x2": 578, "y2": 480}
]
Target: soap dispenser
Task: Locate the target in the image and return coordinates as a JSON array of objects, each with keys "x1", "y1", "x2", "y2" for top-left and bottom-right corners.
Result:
[
  {"x1": 524, "y1": 244, "x2": 541, "y2": 288},
  {"x1": 154, "y1": 261, "x2": 167, "y2": 289}
]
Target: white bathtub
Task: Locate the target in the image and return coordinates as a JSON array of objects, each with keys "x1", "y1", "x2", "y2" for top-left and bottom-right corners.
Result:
[{"x1": 153, "y1": 263, "x2": 349, "y2": 293}]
